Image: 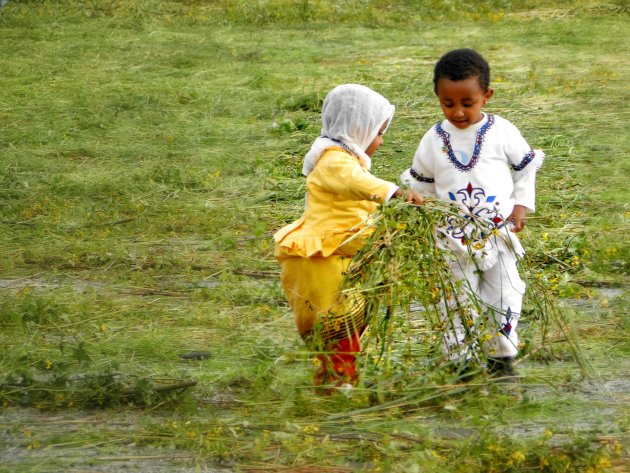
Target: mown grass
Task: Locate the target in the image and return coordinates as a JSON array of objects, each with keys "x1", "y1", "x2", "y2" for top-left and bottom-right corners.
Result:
[{"x1": 1, "y1": 1, "x2": 628, "y2": 472}]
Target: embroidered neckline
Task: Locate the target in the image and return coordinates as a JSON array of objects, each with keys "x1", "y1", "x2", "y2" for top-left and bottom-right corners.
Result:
[{"x1": 435, "y1": 114, "x2": 494, "y2": 172}]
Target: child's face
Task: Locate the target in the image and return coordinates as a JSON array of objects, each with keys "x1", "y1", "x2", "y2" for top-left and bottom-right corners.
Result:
[
  {"x1": 435, "y1": 76, "x2": 493, "y2": 129},
  {"x1": 365, "y1": 120, "x2": 389, "y2": 157}
]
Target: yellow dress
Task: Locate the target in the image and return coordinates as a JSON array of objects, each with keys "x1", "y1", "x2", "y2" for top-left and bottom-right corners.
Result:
[{"x1": 274, "y1": 147, "x2": 396, "y2": 345}]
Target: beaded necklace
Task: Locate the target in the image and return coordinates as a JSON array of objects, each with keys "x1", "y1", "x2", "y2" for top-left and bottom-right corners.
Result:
[{"x1": 322, "y1": 136, "x2": 354, "y2": 154}]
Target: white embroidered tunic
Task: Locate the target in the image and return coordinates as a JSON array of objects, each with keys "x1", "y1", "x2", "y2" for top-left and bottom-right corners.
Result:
[{"x1": 401, "y1": 113, "x2": 544, "y2": 270}]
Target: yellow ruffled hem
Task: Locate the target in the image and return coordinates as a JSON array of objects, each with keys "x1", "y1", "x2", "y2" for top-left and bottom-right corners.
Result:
[{"x1": 274, "y1": 218, "x2": 366, "y2": 258}]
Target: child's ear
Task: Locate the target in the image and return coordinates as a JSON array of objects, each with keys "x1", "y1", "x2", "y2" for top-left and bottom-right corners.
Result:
[{"x1": 484, "y1": 88, "x2": 494, "y2": 103}]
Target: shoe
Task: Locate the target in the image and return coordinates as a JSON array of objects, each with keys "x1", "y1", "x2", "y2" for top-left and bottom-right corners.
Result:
[
  {"x1": 486, "y1": 357, "x2": 523, "y2": 399},
  {"x1": 486, "y1": 357, "x2": 517, "y2": 380},
  {"x1": 337, "y1": 383, "x2": 353, "y2": 397},
  {"x1": 451, "y1": 360, "x2": 480, "y2": 383},
  {"x1": 314, "y1": 380, "x2": 355, "y2": 397}
]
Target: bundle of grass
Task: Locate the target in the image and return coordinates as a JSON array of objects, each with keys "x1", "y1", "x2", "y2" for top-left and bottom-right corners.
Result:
[{"x1": 338, "y1": 201, "x2": 589, "y2": 398}]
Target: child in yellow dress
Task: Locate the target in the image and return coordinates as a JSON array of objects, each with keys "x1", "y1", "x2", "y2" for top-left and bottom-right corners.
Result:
[{"x1": 275, "y1": 84, "x2": 423, "y2": 390}]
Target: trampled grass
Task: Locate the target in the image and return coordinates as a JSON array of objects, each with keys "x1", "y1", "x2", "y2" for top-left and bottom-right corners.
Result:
[{"x1": 0, "y1": 1, "x2": 628, "y2": 472}]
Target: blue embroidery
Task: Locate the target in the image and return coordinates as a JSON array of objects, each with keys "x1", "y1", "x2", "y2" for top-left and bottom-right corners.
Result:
[
  {"x1": 409, "y1": 167, "x2": 435, "y2": 183},
  {"x1": 511, "y1": 149, "x2": 535, "y2": 171},
  {"x1": 444, "y1": 182, "x2": 503, "y2": 244},
  {"x1": 435, "y1": 114, "x2": 495, "y2": 172}
]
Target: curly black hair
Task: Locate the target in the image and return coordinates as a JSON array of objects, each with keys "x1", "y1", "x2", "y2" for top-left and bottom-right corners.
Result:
[{"x1": 433, "y1": 48, "x2": 490, "y2": 93}]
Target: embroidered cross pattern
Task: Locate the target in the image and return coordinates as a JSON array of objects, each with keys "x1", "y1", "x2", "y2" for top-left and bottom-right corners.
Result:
[{"x1": 445, "y1": 182, "x2": 502, "y2": 246}]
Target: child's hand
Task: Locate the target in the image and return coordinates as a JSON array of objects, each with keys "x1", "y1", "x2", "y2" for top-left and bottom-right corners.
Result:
[
  {"x1": 507, "y1": 205, "x2": 527, "y2": 232},
  {"x1": 394, "y1": 188, "x2": 424, "y2": 205}
]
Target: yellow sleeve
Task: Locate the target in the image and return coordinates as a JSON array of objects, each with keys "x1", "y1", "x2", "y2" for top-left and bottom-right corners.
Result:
[{"x1": 311, "y1": 150, "x2": 397, "y2": 203}]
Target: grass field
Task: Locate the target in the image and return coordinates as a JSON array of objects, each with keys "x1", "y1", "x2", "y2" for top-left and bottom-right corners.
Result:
[{"x1": 1, "y1": 1, "x2": 629, "y2": 472}]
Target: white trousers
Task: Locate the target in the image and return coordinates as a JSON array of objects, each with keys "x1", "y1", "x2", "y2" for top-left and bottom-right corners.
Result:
[{"x1": 442, "y1": 248, "x2": 526, "y2": 361}]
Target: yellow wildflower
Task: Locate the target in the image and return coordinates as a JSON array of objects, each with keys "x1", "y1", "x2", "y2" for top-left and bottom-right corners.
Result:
[
  {"x1": 430, "y1": 450, "x2": 448, "y2": 461},
  {"x1": 596, "y1": 457, "x2": 611, "y2": 468},
  {"x1": 301, "y1": 424, "x2": 319, "y2": 434},
  {"x1": 511, "y1": 451, "x2": 526, "y2": 463}
]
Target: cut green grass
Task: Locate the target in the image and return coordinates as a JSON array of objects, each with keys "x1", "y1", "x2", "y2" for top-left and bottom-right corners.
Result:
[{"x1": 0, "y1": 1, "x2": 628, "y2": 472}]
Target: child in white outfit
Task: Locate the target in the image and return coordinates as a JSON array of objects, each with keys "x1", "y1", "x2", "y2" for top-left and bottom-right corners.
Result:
[{"x1": 400, "y1": 49, "x2": 544, "y2": 375}]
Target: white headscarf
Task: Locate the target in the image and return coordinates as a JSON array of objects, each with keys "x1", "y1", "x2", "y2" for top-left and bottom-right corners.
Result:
[{"x1": 302, "y1": 84, "x2": 395, "y2": 176}]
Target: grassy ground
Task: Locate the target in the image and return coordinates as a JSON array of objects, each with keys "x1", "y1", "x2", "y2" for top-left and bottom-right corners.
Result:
[{"x1": 1, "y1": 1, "x2": 628, "y2": 472}]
